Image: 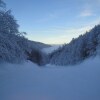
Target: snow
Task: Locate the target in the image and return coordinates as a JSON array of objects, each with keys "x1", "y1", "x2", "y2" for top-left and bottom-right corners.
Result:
[
  {"x1": 0, "y1": 57, "x2": 100, "y2": 100},
  {"x1": 50, "y1": 25, "x2": 100, "y2": 65}
]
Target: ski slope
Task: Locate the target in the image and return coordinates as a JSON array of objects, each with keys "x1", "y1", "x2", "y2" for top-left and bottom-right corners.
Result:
[{"x1": 0, "y1": 57, "x2": 100, "y2": 100}]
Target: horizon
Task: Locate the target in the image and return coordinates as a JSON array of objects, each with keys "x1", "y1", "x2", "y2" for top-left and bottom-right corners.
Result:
[
  {"x1": 29, "y1": 24, "x2": 100, "y2": 45},
  {"x1": 4, "y1": 0, "x2": 100, "y2": 44}
]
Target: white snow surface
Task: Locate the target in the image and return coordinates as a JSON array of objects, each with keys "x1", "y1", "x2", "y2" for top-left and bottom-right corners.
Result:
[{"x1": 0, "y1": 57, "x2": 100, "y2": 100}]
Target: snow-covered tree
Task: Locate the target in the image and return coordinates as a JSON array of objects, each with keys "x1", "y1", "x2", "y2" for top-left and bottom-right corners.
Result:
[
  {"x1": 0, "y1": 0, "x2": 6, "y2": 8},
  {"x1": 0, "y1": 10, "x2": 19, "y2": 35},
  {"x1": 0, "y1": 1, "x2": 49, "y2": 65},
  {"x1": 50, "y1": 24, "x2": 100, "y2": 66}
]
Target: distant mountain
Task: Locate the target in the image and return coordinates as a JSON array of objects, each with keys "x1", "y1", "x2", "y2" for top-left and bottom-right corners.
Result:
[
  {"x1": 49, "y1": 24, "x2": 100, "y2": 66},
  {"x1": 28, "y1": 40, "x2": 51, "y2": 49}
]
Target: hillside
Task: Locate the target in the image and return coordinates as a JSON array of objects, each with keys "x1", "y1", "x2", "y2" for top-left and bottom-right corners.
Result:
[
  {"x1": 49, "y1": 25, "x2": 100, "y2": 66},
  {"x1": 0, "y1": 5, "x2": 50, "y2": 65},
  {"x1": 0, "y1": 31, "x2": 50, "y2": 64}
]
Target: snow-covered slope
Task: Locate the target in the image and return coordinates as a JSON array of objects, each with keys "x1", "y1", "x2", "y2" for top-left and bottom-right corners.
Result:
[
  {"x1": 0, "y1": 56, "x2": 100, "y2": 100},
  {"x1": 50, "y1": 25, "x2": 100, "y2": 66},
  {"x1": 0, "y1": 6, "x2": 50, "y2": 64},
  {"x1": 0, "y1": 32, "x2": 49, "y2": 64}
]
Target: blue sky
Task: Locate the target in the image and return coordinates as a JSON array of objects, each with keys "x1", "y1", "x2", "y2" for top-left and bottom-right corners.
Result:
[{"x1": 4, "y1": 0, "x2": 100, "y2": 44}]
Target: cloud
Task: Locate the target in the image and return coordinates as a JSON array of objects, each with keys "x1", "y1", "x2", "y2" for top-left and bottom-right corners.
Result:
[
  {"x1": 27, "y1": 18, "x2": 100, "y2": 44},
  {"x1": 27, "y1": 25, "x2": 92, "y2": 44},
  {"x1": 44, "y1": 26, "x2": 92, "y2": 44},
  {"x1": 78, "y1": 3, "x2": 96, "y2": 17},
  {"x1": 79, "y1": 9, "x2": 93, "y2": 17}
]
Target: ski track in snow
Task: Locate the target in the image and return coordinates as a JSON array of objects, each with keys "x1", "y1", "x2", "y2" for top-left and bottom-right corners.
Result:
[{"x1": 0, "y1": 57, "x2": 100, "y2": 100}]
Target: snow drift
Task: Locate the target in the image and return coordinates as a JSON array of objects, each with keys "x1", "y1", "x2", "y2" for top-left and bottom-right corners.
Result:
[{"x1": 0, "y1": 56, "x2": 100, "y2": 100}]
